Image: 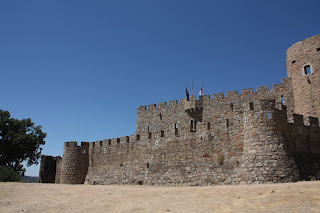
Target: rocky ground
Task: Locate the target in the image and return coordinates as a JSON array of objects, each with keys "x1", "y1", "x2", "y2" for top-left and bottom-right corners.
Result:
[{"x1": 1, "y1": 181, "x2": 320, "y2": 213}]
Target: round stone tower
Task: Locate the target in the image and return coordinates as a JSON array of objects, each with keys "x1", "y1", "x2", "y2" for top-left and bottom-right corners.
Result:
[
  {"x1": 286, "y1": 34, "x2": 320, "y2": 118},
  {"x1": 60, "y1": 141, "x2": 89, "y2": 184}
]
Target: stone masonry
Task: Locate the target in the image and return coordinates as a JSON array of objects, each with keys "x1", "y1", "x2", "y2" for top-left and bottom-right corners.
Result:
[{"x1": 39, "y1": 34, "x2": 320, "y2": 185}]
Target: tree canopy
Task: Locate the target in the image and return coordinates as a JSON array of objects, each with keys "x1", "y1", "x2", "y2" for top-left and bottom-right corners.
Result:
[{"x1": 0, "y1": 110, "x2": 46, "y2": 175}]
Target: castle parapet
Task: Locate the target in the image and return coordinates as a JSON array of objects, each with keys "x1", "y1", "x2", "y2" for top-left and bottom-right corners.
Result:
[{"x1": 184, "y1": 96, "x2": 203, "y2": 112}]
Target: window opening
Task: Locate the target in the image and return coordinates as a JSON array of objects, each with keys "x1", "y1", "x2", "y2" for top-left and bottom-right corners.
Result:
[
  {"x1": 292, "y1": 60, "x2": 296, "y2": 64},
  {"x1": 304, "y1": 65, "x2": 311, "y2": 75},
  {"x1": 100, "y1": 141, "x2": 103, "y2": 146},
  {"x1": 146, "y1": 163, "x2": 149, "y2": 169},
  {"x1": 117, "y1": 138, "x2": 120, "y2": 144},
  {"x1": 249, "y1": 102, "x2": 254, "y2": 110},
  {"x1": 147, "y1": 126, "x2": 151, "y2": 139},
  {"x1": 266, "y1": 114, "x2": 271, "y2": 119},
  {"x1": 281, "y1": 95, "x2": 285, "y2": 105},
  {"x1": 207, "y1": 122, "x2": 210, "y2": 130},
  {"x1": 230, "y1": 103, "x2": 234, "y2": 111},
  {"x1": 317, "y1": 48, "x2": 320, "y2": 52},
  {"x1": 136, "y1": 134, "x2": 140, "y2": 141},
  {"x1": 190, "y1": 120, "x2": 197, "y2": 132},
  {"x1": 161, "y1": 130, "x2": 164, "y2": 137},
  {"x1": 174, "y1": 123, "x2": 178, "y2": 136}
]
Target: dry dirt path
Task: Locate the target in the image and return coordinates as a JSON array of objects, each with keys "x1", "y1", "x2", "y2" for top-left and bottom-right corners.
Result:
[{"x1": 1, "y1": 181, "x2": 320, "y2": 213}]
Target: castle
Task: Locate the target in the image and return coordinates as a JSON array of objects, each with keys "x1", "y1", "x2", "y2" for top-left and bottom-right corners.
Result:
[{"x1": 39, "y1": 34, "x2": 320, "y2": 185}]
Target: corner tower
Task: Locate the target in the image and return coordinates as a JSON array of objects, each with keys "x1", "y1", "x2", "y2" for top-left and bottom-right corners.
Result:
[
  {"x1": 286, "y1": 34, "x2": 320, "y2": 118},
  {"x1": 60, "y1": 142, "x2": 89, "y2": 184}
]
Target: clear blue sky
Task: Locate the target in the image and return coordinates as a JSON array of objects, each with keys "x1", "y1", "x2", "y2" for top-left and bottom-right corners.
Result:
[{"x1": 1, "y1": 0, "x2": 319, "y2": 176}]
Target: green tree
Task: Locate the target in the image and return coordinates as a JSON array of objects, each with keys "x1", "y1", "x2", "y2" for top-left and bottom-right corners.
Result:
[
  {"x1": 0, "y1": 165, "x2": 23, "y2": 182},
  {"x1": 0, "y1": 110, "x2": 46, "y2": 175}
]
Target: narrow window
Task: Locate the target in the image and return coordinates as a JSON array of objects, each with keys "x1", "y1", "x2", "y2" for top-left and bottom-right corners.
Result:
[
  {"x1": 207, "y1": 122, "x2": 210, "y2": 130},
  {"x1": 161, "y1": 130, "x2": 164, "y2": 137},
  {"x1": 100, "y1": 141, "x2": 103, "y2": 146},
  {"x1": 190, "y1": 120, "x2": 194, "y2": 132},
  {"x1": 304, "y1": 65, "x2": 311, "y2": 75},
  {"x1": 194, "y1": 119, "x2": 197, "y2": 131},
  {"x1": 136, "y1": 134, "x2": 140, "y2": 141},
  {"x1": 146, "y1": 163, "x2": 149, "y2": 169},
  {"x1": 108, "y1": 140, "x2": 111, "y2": 145},
  {"x1": 230, "y1": 103, "x2": 234, "y2": 111},
  {"x1": 292, "y1": 60, "x2": 296, "y2": 64},
  {"x1": 174, "y1": 124, "x2": 178, "y2": 136},
  {"x1": 66, "y1": 142, "x2": 69, "y2": 147},
  {"x1": 249, "y1": 102, "x2": 254, "y2": 110},
  {"x1": 281, "y1": 95, "x2": 285, "y2": 105},
  {"x1": 266, "y1": 114, "x2": 271, "y2": 119},
  {"x1": 92, "y1": 143, "x2": 95, "y2": 147},
  {"x1": 117, "y1": 138, "x2": 120, "y2": 144},
  {"x1": 317, "y1": 48, "x2": 320, "y2": 52},
  {"x1": 147, "y1": 127, "x2": 151, "y2": 139},
  {"x1": 83, "y1": 149, "x2": 86, "y2": 154}
]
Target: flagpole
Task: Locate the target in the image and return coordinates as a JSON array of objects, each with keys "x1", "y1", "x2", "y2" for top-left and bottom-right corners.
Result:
[{"x1": 192, "y1": 78, "x2": 194, "y2": 96}]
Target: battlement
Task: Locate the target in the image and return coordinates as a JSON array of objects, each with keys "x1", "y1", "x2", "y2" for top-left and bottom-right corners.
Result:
[
  {"x1": 40, "y1": 34, "x2": 320, "y2": 186},
  {"x1": 137, "y1": 78, "x2": 293, "y2": 115},
  {"x1": 64, "y1": 141, "x2": 89, "y2": 148}
]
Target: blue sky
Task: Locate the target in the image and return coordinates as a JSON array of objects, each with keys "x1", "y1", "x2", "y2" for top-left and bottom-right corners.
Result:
[{"x1": 1, "y1": 0, "x2": 319, "y2": 176}]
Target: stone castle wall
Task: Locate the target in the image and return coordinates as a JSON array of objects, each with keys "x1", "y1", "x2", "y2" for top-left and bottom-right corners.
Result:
[
  {"x1": 59, "y1": 142, "x2": 89, "y2": 184},
  {"x1": 84, "y1": 98, "x2": 320, "y2": 186},
  {"x1": 39, "y1": 34, "x2": 320, "y2": 185},
  {"x1": 38, "y1": 155, "x2": 58, "y2": 183},
  {"x1": 287, "y1": 34, "x2": 320, "y2": 118}
]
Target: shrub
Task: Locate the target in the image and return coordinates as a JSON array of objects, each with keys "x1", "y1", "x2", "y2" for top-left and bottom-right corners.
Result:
[
  {"x1": 0, "y1": 165, "x2": 23, "y2": 182},
  {"x1": 218, "y1": 154, "x2": 224, "y2": 165}
]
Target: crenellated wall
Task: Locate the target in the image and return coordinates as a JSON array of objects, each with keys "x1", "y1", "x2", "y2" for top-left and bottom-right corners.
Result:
[
  {"x1": 59, "y1": 142, "x2": 89, "y2": 184},
  {"x1": 39, "y1": 34, "x2": 320, "y2": 185},
  {"x1": 84, "y1": 98, "x2": 320, "y2": 185},
  {"x1": 136, "y1": 76, "x2": 295, "y2": 140}
]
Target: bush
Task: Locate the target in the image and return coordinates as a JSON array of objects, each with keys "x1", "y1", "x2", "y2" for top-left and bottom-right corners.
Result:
[
  {"x1": 0, "y1": 165, "x2": 23, "y2": 182},
  {"x1": 218, "y1": 154, "x2": 225, "y2": 165}
]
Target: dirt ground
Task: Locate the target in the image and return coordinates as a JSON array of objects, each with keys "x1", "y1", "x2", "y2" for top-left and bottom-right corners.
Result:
[{"x1": 1, "y1": 181, "x2": 320, "y2": 213}]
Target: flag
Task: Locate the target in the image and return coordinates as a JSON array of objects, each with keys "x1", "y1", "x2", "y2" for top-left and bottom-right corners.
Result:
[
  {"x1": 199, "y1": 88, "x2": 203, "y2": 96},
  {"x1": 186, "y1": 88, "x2": 189, "y2": 101}
]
